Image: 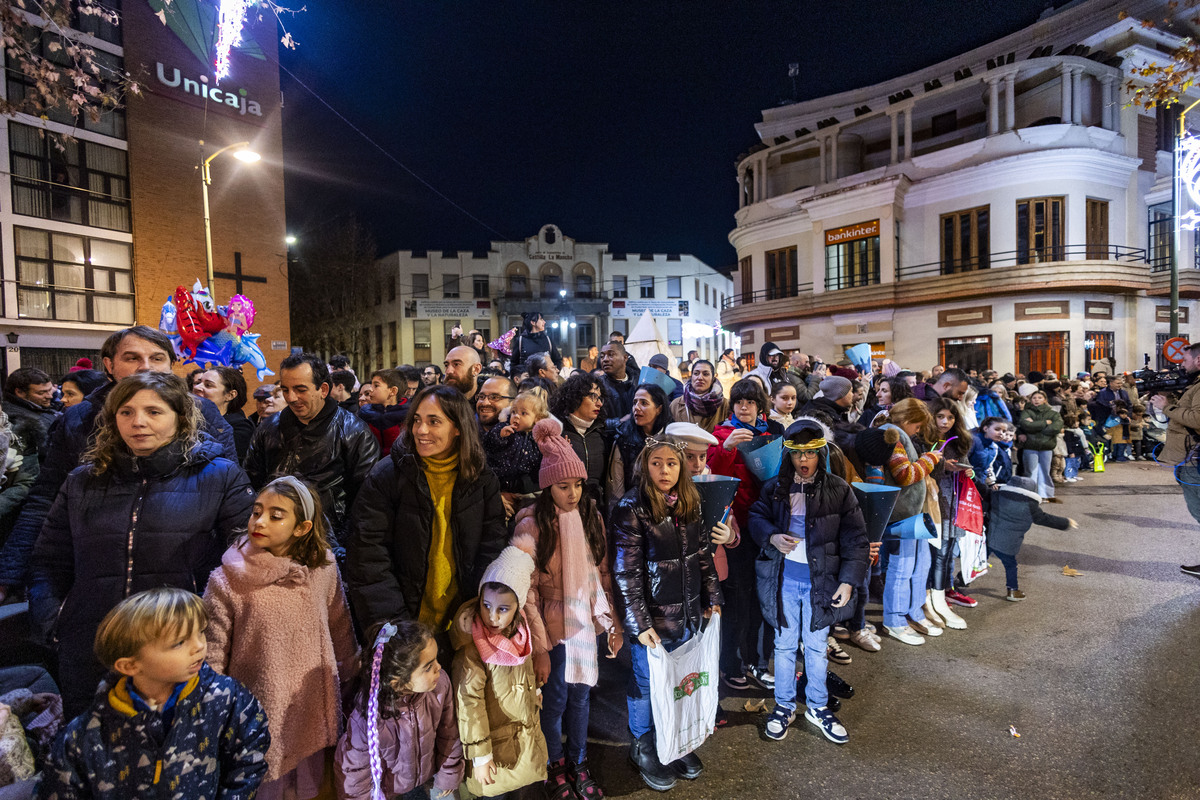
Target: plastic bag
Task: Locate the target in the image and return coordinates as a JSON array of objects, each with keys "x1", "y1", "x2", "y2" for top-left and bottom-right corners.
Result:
[
  {"x1": 960, "y1": 528, "x2": 988, "y2": 584},
  {"x1": 647, "y1": 614, "x2": 721, "y2": 764},
  {"x1": 954, "y1": 472, "x2": 984, "y2": 535}
]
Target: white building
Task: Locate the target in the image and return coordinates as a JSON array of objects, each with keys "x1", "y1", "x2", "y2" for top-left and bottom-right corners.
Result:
[
  {"x1": 722, "y1": 0, "x2": 1200, "y2": 376},
  {"x1": 352, "y1": 225, "x2": 735, "y2": 370}
]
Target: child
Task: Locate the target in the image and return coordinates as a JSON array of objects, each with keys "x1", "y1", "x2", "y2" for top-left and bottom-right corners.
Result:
[
  {"x1": 482, "y1": 390, "x2": 548, "y2": 496},
  {"x1": 450, "y1": 545, "x2": 548, "y2": 797},
  {"x1": 769, "y1": 381, "x2": 798, "y2": 430},
  {"x1": 749, "y1": 419, "x2": 868, "y2": 744},
  {"x1": 359, "y1": 368, "x2": 409, "y2": 452},
  {"x1": 1104, "y1": 400, "x2": 1132, "y2": 461},
  {"x1": 41, "y1": 587, "x2": 270, "y2": 799},
  {"x1": 515, "y1": 418, "x2": 623, "y2": 799},
  {"x1": 612, "y1": 435, "x2": 722, "y2": 792},
  {"x1": 1129, "y1": 403, "x2": 1147, "y2": 461},
  {"x1": 969, "y1": 416, "x2": 1008, "y2": 490},
  {"x1": 335, "y1": 619, "x2": 463, "y2": 800},
  {"x1": 925, "y1": 398, "x2": 974, "y2": 631},
  {"x1": 204, "y1": 477, "x2": 360, "y2": 800},
  {"x1": 987, "y1": 475, "x2": 1078, "y2": 601}
]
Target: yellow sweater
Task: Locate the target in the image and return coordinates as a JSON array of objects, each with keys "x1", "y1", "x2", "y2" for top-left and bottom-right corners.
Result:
[{"x1": 419, "y1": 452, "x2": 460, "y2": 630}]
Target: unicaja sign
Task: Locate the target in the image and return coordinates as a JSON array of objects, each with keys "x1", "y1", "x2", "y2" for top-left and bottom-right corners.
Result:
[{"x1": 155, "y1": 62, "x2": 263, "y2": 116}]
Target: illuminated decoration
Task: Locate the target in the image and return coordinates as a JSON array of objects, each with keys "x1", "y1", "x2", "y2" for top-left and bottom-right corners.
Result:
[
  {"x1": 160, "y1": 281, "x2": 275, "y2": 380},
  {"x1": 1177, "y1": 133, "x2": 1200, "y2": 230},
  {"x1": 214, "y1": 0, "x2": 254, "y2": 82}
]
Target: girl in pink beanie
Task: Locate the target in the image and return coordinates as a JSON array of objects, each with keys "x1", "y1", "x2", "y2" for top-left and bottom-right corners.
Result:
[{"x1": 512, "y1": 416, "x2": 622, "y2": 800}]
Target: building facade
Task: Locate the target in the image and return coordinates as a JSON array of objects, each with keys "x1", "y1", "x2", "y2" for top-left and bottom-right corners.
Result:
[
  {"x1": 0, "y1": 1, "x2": 290, "y2": 379},
  {"x1": 342, "y1": 225, "x2": 734, "y2": 371},
  {"x1": 722, "y1": 0, "x2": 1198, "y2": 376}
]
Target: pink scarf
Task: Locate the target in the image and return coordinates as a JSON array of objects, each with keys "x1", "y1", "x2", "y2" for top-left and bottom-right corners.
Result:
[
  {"x1": 471, "y1": 611, "x2": 533, "y2": 666},
  {"x1": 558, "y1": 507, "x2": 613, "y2": 686}
]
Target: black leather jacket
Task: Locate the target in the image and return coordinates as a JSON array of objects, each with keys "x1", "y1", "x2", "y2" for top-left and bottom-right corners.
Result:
[{"x1": 611, "y1": 487, "x2": 722, "y2": 643}]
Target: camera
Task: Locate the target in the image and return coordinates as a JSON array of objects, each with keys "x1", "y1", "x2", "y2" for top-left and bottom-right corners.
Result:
[{"x1": 1132, "y1": 354, "x2": 1193, "y2": 396}]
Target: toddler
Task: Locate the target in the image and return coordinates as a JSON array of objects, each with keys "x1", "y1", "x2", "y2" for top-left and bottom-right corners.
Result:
[
  {"x1": 482, "y1": 390, "x2": 548, "y2": 495},
  {"x1": 987, "y1": 476, "x2": 1078, "y2": 601}
]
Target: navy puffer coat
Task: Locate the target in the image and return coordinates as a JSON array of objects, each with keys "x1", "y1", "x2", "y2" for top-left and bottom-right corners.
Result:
[{"x1": 29, "y1": 437, "x2": 253, "y2": 717}]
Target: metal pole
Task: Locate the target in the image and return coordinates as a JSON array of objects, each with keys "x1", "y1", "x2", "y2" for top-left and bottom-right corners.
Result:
[
  {"x1": 1174, "y1": 100, "x2": 1200, "y2": 338},
  {"x1": 202, "y1": 161, "x2": 215, "y2": 298}
]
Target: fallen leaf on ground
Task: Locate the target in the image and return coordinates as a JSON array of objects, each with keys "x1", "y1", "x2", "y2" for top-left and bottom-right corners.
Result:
[
  {"x1": 742, "y1": 698, "x2": 767, "y2": 713},
  {"x1": 1062, "y1": 565, "x2": 1083, "y2": 577}
]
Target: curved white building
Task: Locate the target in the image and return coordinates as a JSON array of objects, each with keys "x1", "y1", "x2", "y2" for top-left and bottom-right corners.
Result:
[{"x1": 722, "y1": 0, "x2": 1198, "y2": 375}]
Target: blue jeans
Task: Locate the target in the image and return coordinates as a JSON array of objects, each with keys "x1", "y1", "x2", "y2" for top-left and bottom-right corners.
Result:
[
  {"x1": 883, "y1": 538, "x2": 931, "y2": 628},
  {"x1": 627, "y1": 629, "x2": 692, "y2": 738},
  {"x1": 1022, "y1": 449, "x2": 1055, "y2": 498},
  {"x1": 772, "y1": 564, "x2": 828, "y2": 711},
  {"x1": 989, "y1": 549, "x2": 1019, "y2": 590},
  {"x1": 540, "y1": 644, "x2": 592, "y2": 763},
  {"x1": 1180, "y1": 466, "x2": 1200, "y2": 524}
]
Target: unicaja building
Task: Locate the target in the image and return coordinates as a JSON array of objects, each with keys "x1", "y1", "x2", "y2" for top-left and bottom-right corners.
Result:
[{"x1": 722, "y1": 0, "x2": 1198, "y2": 375}]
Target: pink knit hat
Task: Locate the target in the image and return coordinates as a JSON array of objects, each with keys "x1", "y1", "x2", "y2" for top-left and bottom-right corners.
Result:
[{"x1": 534, "y1": 417, "x2": 587, "y2": 489}]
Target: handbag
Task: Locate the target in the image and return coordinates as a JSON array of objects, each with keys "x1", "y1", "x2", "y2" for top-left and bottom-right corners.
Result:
[
  {"x1": 884, "y1": 513, "x2": 937, "y2": 540},
  {"x1": 1088, "y1": 441, "x2": 1106, "y2": 473},
  {"x1": 953, "y1": 472, "x2": 984, "y2": 535},
  {"x1": 647, "y1": 615, "x2": 721, "y2": 764},
  {"x1": 960, "y1": 528, "x2": 988, "y2": 584}
]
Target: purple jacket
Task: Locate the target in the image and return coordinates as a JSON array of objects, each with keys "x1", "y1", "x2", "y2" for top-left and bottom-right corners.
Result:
[{"x1": 334, "y1": 669, "x2": 464, "y2": 799}]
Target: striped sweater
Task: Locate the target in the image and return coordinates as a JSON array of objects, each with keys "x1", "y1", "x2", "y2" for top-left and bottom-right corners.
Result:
[{"x1": 887, "y1": 442, "x2": 940, "y2": 487}]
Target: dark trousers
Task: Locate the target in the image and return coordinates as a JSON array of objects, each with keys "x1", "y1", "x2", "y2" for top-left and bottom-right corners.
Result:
[
  {"x1": 989, "y1": 549, "x2": 1020, "y2": 589},
  {"x1": 929, "y1": 538, "x2": 957, "y2": 591},
  {"x1": 540, "y1": 644, "x2": 592, "y2": 764},
  {"x1": 719, "y1": 546, "x2": 772, "y2": 675}
]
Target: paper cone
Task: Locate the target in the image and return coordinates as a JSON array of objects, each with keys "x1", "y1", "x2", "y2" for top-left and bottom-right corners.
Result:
[
  {"x1": 736, "y1": 434, "x2": 783, "y2": 482},
  {"x1": 845, "y1": 343, "x2": 873, "y2": 373},
  {"x1": 692, "y1": 475, "x2": 741, "y2": 534},
  {"x1": 638, "y1": 366, "x2": 677, "y2": 396},
  {"x1": 851, "y1": 482, "x2": 901, "y2": 542}
]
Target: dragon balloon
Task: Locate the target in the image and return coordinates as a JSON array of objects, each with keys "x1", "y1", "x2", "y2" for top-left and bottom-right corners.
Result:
[{"x1": 160, "y1": 281, "x2": 275, "y2": 380}]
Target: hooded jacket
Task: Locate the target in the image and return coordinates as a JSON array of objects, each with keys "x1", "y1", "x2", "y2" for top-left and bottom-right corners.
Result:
[
  {"x1": 38, "y1": 664, "x2": 269, "y2": 800},
  {"x1": 343, "y1": 440, "x2": 508, "y2": 634},
  {"x1": 1018, "y1": 402, "x2": 1063, "y2": 451},
  {"x1": 748, "y1": 341, "x2": 796, "y2": 389},
  {"x1": 29, "y1": 438, "x2": 254, "y2": 718},
  {"x1": 203, "y1": 539, "x2": 360, "y2": 781},
  {"x1": 987, "y1": 476, "x2": 1071, "y2": 556},
  {"x1": 2, "y1": 392, "x2": 58, "y2": 463}
]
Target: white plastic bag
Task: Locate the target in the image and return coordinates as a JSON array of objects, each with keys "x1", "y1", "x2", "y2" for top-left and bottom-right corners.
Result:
[
  {"x1": 960, "y1": 528, "x2": 988, "y2": 585},
  {"x1": 647, "y1": 614, "x2": 720, "y2": 764}
]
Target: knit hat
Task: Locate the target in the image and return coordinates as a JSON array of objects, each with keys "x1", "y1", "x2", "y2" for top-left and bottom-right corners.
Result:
[
  {"x1": 819, "y1": 375, "x2": 853, "y2": 401},
  {"x1": 648, "y1": 353, "x2": 671, "y2": 370},
  {"x1": 881, "y1": 358, "x2": 901, "y2": 378},
  {"x1": 1026, "y1": 370, "x2": 1045, "y2": 384},
  {"x1": 854, "y1": 426, "x2": 900, "y2": 467},
  {"x1": 1018, "y1": 382, "x2": 1039, "y2": 398},
  {"x1": 534, "y1": 416, "x2": 587, "y2": 489},
  {"x1": 664, "y1": 421, "x2": 718, "y2": 452},
  {"x1": 68, "y1": 357, "x2": 93, "y2": 372},
  {"x1": 480, "y1": 544, "x2": 535, "y2": 608}
]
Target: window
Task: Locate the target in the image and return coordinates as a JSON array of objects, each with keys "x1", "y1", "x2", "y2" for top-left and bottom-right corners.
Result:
[
  {"x1": 1016, "y1": 331, "x2": 1069, "y2": 377},
  {"x1": 739, "y1": 255, "x2": 752, "y2": 302},
  {"x1": 5, "y1": 32, "x2": 125, "y2": 136},
  {"x1": 1084, "y1": 331, "x2": 1114, "y2": 372},
  {"x1": 695, "y1": 278, "x2": 701, "y2": 302},
  {"x1": 667, "y1": 318, "x2": 683, "y2": 354},
  {"x1": 767, "y1": 247, "x2": 800, "y2": 299},
  {"x1": 14, "y1": 227, "x2": 134, "y2": 323},
  {"x1": 474, "y1": 319, "x2": 491, "y2": 343},
  {"x1": 1016, "y1": 196, "x2": 1064, "y2": 264},
  {"x1": 667, "y1": 276, "x2": 681, "y2": 298},
  {"x1": 704, "y1": 284, "x2": 710, "y2": 306},
  {"x1": 640, "y1": 275, "x2": 655, "y2": 299},
  {"x1": 612, "y1": 275, "x2": 628, "y2": 298},
  {"x1": 575, "y1": 272, "x2": 594, "y2": 297},
  {"x1": 444, "y1": 320, "x2": 459, "y2": 345},
  {"x1": 825, "y1": 237, "x2": 880, "y2": 290},
  {"x1": 1086, "y1": 199, "x2": 1109, "y2": 259},
  {"x1": 612, "y1": 318, "x2": 628, "y2": 337},
  {"x1": 389, "y1": 321, "x2": 398, "y2": 362},
  {"x1": 1157, "y1": 332, "x2": 1189, "y2": 370},
  {"x1": 374, "y1": 275, "x2": 382, "y2": 305},
  {"x1": 541, "y1": 264, "x2": 563, "y2": 298},
  {"x1": 940, "y1": 206, "x2": 990, "y2": 273},
  {"x1": 413, "y1": 320, "x2": 432, "y2": 364},
  {"x1": 473, "y1": 275, "x2": 489, "y2": 298},
  {"x1": 9, "y1": 122, "x2": 131, "y2": 231},
  {"x1": 575, "y1": 320, "x2": 594, "y2": 359},
  {"x1": 412, "y1": 273, "x2": 429, "y2": 298},
  {"x1": 1149, "y1": 201, "x2": 1173, "y2": 272},
  {"x1": 506, "y1": 263, "x2": 529, "y2": 296},
  {"x1": 938, "y1": 336, "x2": 992, "y2": 373},
  {"x1": 442, "y1": 275, "x2": 460, "y2": 298}
]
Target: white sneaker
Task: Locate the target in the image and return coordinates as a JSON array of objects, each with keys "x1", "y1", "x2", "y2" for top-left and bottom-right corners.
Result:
[
  {"x1": 886, "y1": 625, "x2": 926, "y2": 646},
  {"x1": 909, "y1": 617, "x2": 943, "y2": 637},
  {"x1": 849, "y1": 628, "x2": 881, "y2": 652}
]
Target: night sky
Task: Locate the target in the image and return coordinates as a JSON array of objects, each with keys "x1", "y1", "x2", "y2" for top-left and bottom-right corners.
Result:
[{"x1": 279, "y1": 0, "x2": 1079, "y2": 271}]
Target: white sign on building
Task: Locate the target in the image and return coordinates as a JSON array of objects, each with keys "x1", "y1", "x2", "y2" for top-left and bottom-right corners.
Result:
[{"x1": 610, "y1": 300, "x2": 690, "y2": 318}]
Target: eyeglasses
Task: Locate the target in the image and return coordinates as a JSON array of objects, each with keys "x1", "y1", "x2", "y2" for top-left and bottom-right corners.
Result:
[
  {"x1": 585, "y1": 392, "x2": 603, "y2": 402},
  {"x1": 478, "y1": 393, "x2": 515, "y2": 403}
]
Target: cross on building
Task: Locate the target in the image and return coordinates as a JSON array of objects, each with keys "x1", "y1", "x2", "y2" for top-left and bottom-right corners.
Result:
[{"x1": 214, "y1": 252, "x2": 267, "y2": 294}]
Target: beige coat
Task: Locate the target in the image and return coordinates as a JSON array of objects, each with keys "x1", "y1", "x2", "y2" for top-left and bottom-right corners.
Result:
[
  {"x1": 669, "y1": 394, "x2": 728, "y2": 435},
  {"x1": 1163, "y1": 377, "x2": 1200, "y2": 465},
  {"x1": 450, "y1": 601, "x2": 547, "y2": 797}
]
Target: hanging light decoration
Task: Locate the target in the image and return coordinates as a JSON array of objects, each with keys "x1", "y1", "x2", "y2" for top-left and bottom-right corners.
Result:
[{"x1": 214, "y1": 0, "x2": 253, "y2": 83}]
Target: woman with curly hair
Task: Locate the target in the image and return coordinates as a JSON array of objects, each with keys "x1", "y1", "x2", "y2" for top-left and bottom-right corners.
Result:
[
  {"x1": 549, "y1": 373, "x2": 614, "y2": 506},
  {"x1": 29, "y1": 371, "x2": 254, "y2": 717}
]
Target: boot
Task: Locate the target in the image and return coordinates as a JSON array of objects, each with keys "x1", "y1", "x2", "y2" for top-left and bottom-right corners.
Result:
[
  {"x1": 629, "y1": 732, "x2": 677, "y2": 792},
  {"x1": 922, "y1": 590, "x2": 945, "y2": 627},
  {"x1": 930, "y1": 589, "x2": 967, "y2": 629}
]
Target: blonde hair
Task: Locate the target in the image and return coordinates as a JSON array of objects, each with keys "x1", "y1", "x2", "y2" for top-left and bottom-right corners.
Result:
[
  {"x1": 84, "y1": 372, "x2": 201, "y2": 475},
  {"x1": 513, "y1": 390, "x2": 550, "y2": 422},
  {"x1": 887, "y1": 397, "x2": 935, "y2": 441},
  {"x1": 94, "y1": 587, "x2": 207, "y2": 669}
]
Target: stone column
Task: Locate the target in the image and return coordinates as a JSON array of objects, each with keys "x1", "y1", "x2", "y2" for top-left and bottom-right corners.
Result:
[
  {"x1": 819, "y1": 137, "x2": 827, "y2": 183},
  {"x1": 889, "y1": 112, "x2": 899, "y2": 164},
  {"x1": 1071, "y1": 68, "x2": 1083, "y2": 125},
  {"x1": 1060, "y1": 63, "x2": 1072, "y2": 123},
  {"x1": 903, "y1": 107, "x2": 913, "y2": 161},
  {"x1": 1004, "y1": 72, "x2": 1016, "y2": 130},
  {"x1": 987, "y1": 78, "x2": 1000, "y2": 135},
  {"x1": 1101, "y1": 75, "x2": 1114, "y2": 130}
]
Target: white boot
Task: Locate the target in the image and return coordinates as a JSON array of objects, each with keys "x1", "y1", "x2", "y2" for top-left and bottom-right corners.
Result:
[
  {"x1": 931, "y1": 589, "x2": 967, "y2": 629},
  {"x1": 922, "y1": 590, "x2": 945, "y2": 627}
]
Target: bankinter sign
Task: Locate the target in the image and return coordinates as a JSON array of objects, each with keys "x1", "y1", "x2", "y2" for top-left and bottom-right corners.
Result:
[{"x1": 825, "y1": 220, "x2": 880, "y2": 245}]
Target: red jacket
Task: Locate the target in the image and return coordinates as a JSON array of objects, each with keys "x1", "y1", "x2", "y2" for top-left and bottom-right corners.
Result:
[{"x1": 707, "y1": 423, "x2": 768, "y2": 530}]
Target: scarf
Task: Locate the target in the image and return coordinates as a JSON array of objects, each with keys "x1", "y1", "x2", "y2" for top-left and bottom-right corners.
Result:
[
  {"x1": 557, "y1": 507, "x2": 612, "y2": 686},
  {"x1": 471, "y1": 611, "x2": 532, "y2": 666},
  {"x1": 419, "y1": 452, "x2": 459, "y2": 631},
  {"x1": 683, "y1": 380, "x2": 725, "y2": 418},
  {"x1": 724, "y1": 415, "x2": 769, "y2": 434}
]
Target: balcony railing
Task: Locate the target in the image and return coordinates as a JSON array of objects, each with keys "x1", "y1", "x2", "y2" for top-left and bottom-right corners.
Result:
[
  {"x1": 898, "y1": 244, "x2": 1147, "y2": 280},
  {"x1": 723, "y1": 283, "x2": 814, "y2": 309}
]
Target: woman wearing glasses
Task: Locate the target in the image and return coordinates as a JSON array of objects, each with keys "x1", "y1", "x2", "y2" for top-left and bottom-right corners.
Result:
[{"x1": 549, "y1": 373, "x2": 613, "y2": 506}]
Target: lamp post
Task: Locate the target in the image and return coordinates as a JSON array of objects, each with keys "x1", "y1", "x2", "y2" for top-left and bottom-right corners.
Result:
[{"x1": 200, "y1": 140, "x2": 260, "y2": 296}]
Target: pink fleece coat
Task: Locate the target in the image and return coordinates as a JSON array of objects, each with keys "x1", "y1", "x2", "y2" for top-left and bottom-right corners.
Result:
[{"x1": 204, "y1": 538, "x2": 360, "y2": 781}]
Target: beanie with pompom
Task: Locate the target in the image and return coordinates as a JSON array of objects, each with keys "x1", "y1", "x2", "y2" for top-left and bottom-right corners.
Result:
[{"x1": 533, "y1": 416, "x2": 588, "y2": 489}]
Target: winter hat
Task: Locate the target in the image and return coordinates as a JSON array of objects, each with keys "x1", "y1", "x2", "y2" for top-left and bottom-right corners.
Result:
[
  {"x1": 68, "y1": 357, "x2": 93, "y2": 372},
  {"x1": 648, "y1": 353, "x2": 671, "y2": 370},
  {"x1": 1026, "y1": 370, "x2": 1045, "y2": 384},
  {"x1": 854, "y1": 426, "x2": 900, "y2": 467},
  {"x1": 534, "y1": 417, "x2": 587, "y2": 489},
  {"x1": 881, "y1": 358, "x2": 901, "y2": 378},
  {"x1": 480, "y1": 544, "x2": 536, "y2": 608},
  {"x1": 665, "y1": 421, "x2": 718, "y2": 452},
  {"x1": 1017, "y1": 382, "x2": 1039, "y2": 398},
  {"x1": 819, "y1": 375, "x2": 853, "y2": 401}
]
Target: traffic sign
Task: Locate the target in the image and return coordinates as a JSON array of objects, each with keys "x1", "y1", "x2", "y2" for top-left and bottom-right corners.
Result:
[{"x1": 1163, "y1": 336, "x2": 1191, "y2": 364}]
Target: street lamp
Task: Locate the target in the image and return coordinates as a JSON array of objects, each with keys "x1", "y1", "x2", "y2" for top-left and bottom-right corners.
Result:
[{"x1": 200, "y1": 140, "x2": 260, "y2": 296}]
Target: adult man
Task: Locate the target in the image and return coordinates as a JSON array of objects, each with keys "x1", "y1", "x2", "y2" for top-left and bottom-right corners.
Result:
[
  {"x1": 647, "y1": 353, "x2": 684, "y2": 401},
  {"x1": 681, "y1": 350, "x2": 699, "y2": 378},
  {"x1": 248, "y1": 384, "x2": 276, "y2": 425},
  {"x1": 475, "y1": 375, "x2": 516, "y2": 433},
  {"x1": 800, "y1": 375, "x2": 864, "y2": 454},
  {"x1": 443, "y1": 345, "x2": 482, "y2": 402},
  {"x1": 608, "y1": 330, "x2": 640, "y2": 374},
  {"x1": 750, "y1": 341, "x2": 800, "y2": 390},
  {"x1": 911, "y1": 367, "x2": 970, "y2": 403},
  {"x1": 243, "y1": 352, "x2": 380, "y2": 540},
  {"x1": 329, "y1": 369, "x2": 359, "y2": 413},
  {"x1": 0, "y1": 326, "x2": 236, "y2": 604},
  {"x1": 329, "y1": 354, "x2": 358, "y2": 389},
  {"x1": 599, "y1": 342, "x2": 637, "y2": 421},
  {"x1": 3, "y1": 366, "x2": 59, "y2": 461},
  {"x1": 1161, "y1": 343, "x2": 1200, "y2": 578}
]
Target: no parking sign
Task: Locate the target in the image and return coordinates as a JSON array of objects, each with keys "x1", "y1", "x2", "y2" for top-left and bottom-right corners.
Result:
[{"x1": 1163, "y1": 337, "x2": 1191, "y2": 364}]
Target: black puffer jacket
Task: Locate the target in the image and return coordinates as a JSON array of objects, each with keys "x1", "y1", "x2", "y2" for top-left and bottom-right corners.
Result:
[
  {"x1": 611, "y1": 487, "x2": 723, "y2": 643},
  {"x1": 2, "y1": 393, "x2": 58, "y2": 462},
  {"x1": 510, "y1": 329, "x2": 562, "y2": 370},
  {"x1": 749, "y1": 471, "x2": 869, "y2": 632},
  {"x1": 344, "y1": 440, "x2": 508, "y2": 632},
  {"x1": 243, "y1": 397, "x2": 380, "y2": 535},
  {"x1": 561, "y1": 414, "x2": 614, "y2": 504},
  {"x1": 28, "y1": 438, "x2": 253, "y2": 716}
]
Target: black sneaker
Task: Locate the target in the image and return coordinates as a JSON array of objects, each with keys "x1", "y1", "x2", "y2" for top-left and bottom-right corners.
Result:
[
  {"x1": 763, "y1": 705, "x2": 795, "y2": 740},
  {"x1": 746, "y1": 666, "x2": 775, "y2": 689},
  {"x1": 826, "y1": 670, "x2": 855, "y2": 699},
  {"x1": 1182, "y1": 564, "x2": 1200, "y2": 579},
  {"x1": 722, "y1": 673, "x2": 751, "y2": 691},
  {"x1": 792, "y1": 671, "x2": 840, "y2": 711}
]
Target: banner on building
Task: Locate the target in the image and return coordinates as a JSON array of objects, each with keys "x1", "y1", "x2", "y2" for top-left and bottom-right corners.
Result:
[
  {"x1": 825, "y1": 220, "x2": 880, "y2": 245},
  {"x1": 611, "y1": 300, "x2": 690, "y2": 318},
  {"x1": 413, "y1": 299, "x2": 492, "y2": 318}
]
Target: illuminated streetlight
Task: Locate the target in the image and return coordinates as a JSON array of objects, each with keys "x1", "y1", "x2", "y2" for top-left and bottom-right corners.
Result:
[
  {"x1": 285, "y1": 235, "x2": 297, "y2": 245},
  {"x1": 200, "y1": 140, "x2": 260, "y2": 296}
]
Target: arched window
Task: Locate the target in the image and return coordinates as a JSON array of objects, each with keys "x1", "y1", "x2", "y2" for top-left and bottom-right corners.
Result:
[
  {"x1": 506, "y1": 262, "x2": 530, "y2": 297},
  {"x1": 540, "y1": 263, "x2": 563, "y2": 298},
  {"x1": 573, "y1": 262, "x2": 595, "y2": 298}
]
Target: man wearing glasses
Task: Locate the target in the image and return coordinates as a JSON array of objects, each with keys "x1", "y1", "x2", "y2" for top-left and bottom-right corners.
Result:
[{"x1": 475, "y1": 375, "x2": 517, "y2": 434}]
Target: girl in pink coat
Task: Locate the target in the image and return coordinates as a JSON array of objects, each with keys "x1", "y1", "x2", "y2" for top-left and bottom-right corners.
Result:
[{"x1": 204, "y1": 476, "x2": 360, "y2": 800}]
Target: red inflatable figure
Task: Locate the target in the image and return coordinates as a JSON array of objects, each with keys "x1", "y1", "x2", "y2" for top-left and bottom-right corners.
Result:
[{"x1": 173, "y1": 284, "x2": 225, "y2": 360}]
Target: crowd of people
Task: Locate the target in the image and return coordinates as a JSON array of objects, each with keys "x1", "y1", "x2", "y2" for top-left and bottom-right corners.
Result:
[{"x1": 0, "y1": 320, "x2": 1181, "y2": 799}]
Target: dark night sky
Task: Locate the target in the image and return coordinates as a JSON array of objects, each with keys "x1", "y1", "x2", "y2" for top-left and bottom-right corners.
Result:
[{"x1": 279, "y1": 0, "x2": 1078, "y2": 271}]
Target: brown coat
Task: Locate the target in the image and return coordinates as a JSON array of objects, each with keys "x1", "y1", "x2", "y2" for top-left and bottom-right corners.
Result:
[
  {"x1": 669, "y1": 394, "x2": 728, "y2": 435},
  {"x1": 1163, "y1": 377, "x2": 1200, "y2": 465},
  {"x1": 204, "y1": 539, "x2": 360, "y2": 780},
  {"x1": 449, "y1": 601, "x2": 547, "y2": 797}
]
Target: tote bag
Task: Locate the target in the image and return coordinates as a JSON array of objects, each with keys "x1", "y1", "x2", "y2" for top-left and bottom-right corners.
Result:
[
  {"x1": 960, "y1": 528, "x2": 989, "y2": 584},
  {"x1": 647, "y1": 614, "x2": 721, "y2": 764}
]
